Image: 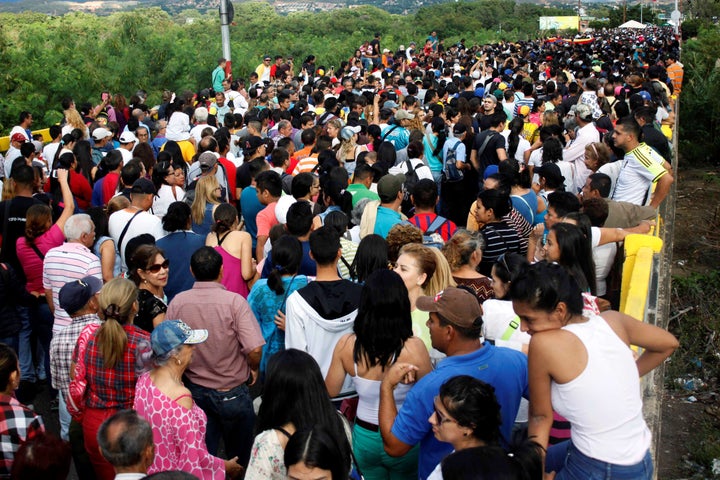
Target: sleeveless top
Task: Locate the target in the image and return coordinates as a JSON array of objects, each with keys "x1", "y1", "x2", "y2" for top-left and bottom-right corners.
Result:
[
  {"x1": 213, "y1": 231, "x2": 249, "y2": 298},
  {"x1": 353, "y1": 357, "x2": 412, "y2": 425},
  {"x1": 550, "y1": 314, "x2": 651, "y2": 465},
  {"x1": 93, "y1": 235, "x2": 122, "y2": 279}
]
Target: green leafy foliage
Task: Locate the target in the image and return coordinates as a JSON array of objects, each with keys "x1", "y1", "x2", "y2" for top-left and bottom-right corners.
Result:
[
  {"x1": 678, "y1": 26, "x2": 720, "y2": 165},
  {"x1": 0, "y1": 0, "x2": 647, "y2": 135}
]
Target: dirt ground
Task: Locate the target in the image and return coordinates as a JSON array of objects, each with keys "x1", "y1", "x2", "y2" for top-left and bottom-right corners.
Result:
[{"x1": 657, "y1": 165, "x2": 720, "y2": 479}]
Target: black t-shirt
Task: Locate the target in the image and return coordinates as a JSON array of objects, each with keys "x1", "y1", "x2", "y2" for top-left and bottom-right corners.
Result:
[
  {"x1": 0, "y1": 196, "x2": 44, "y2": 279},
  {"x1": 472, "y1": 130, "x2": 506, "y2": 175},
  {"x1": 641, "y1": 126, "x2": 671, "y2": 161},
  {"x1": 369, "y1": 39, "x2": 380, "y2": 56}
]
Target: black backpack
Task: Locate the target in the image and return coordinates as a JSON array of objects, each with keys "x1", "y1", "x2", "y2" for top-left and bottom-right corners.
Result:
[{"x1": 403, "y1": 159, "x2": 421, "y2": 203}]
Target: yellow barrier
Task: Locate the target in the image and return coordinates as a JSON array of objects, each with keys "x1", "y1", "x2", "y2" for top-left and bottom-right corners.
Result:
[
  {"x1": 620, "y1": 234, "x2": 664, "y2": 319},
  {"x1": 0, "y1": 128, "x2": 53, "y2": 153}
]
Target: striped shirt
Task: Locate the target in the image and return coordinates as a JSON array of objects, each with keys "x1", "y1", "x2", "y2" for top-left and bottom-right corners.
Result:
[
  {"x1": 612, "y1": 143, "x2": 667, "y2": 206},
  {"x1": 42, "y1": 242, "x2": 102, "y2": 332},
  {"x1": 478, "y1": 221, "x2": 522, "y2": 276}
]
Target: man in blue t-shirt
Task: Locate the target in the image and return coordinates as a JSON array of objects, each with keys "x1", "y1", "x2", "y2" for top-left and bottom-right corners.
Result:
[{"x1": 379, "y1": 287, "x2": 529, "y2": 479}]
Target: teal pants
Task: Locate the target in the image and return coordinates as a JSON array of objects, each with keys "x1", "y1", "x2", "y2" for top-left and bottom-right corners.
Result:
[{"x1": 353, "y1": 423, "x2": 419, "y2": 480}]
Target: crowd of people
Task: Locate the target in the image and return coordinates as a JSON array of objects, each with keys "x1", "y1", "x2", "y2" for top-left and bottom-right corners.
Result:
[{"x1": 0, "y1": 23, "x2": 682, "y2": 480}]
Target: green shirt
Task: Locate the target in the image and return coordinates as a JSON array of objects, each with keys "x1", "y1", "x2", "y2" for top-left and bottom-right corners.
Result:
[{"x1": 347, "y1": 183, "x2": 379, "y2": 208}]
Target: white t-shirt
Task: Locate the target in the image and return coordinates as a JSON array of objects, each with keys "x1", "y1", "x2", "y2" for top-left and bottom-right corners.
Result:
[
  {"x1": 153, "y1": 185, "x2": 185, "y2": 220},
  {"x1": 108, "y1": 208, "x2": 165, "y2": 272},
  {"x1": 501, "y1": 130, "x2": 530, "y2": 164},
  {"x1": 388, "y1": 158, "x2": 434, "y2": 181},
  {"x1": 118, "y1": 147, "x2": 134, "y2": 165},
  {"x1": 591, "y1": 227, "x2": 617, "y2": 297},
  {"x1": 190, "y1": 124, "x2": 217, "y2": 144}
]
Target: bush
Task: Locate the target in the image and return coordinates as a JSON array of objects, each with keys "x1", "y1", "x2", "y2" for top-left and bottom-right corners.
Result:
[{"x1": 678, "y1": 26, "x2": 720, "y2": 166}]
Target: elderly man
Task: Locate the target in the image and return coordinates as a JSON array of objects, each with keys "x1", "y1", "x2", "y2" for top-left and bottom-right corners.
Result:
[
  {"x1": 43, "y1": 215, "x2": 102, "y2": 333},
  {"x1": 97, "y1": 410, "x2": 155, "y2": 480},
  {"x1": 49, "y1": 276, "x2": 102, "y2": 441}
]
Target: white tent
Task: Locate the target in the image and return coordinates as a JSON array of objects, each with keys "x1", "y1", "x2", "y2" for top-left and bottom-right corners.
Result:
[{"x1": 619, "y1": 20, "x2": 646, "y2": 29}]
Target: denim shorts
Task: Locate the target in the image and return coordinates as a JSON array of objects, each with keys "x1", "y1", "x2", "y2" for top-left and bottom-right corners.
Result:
[{"x1": 548, "y1": 440, "x2": 653, "y2": 480}]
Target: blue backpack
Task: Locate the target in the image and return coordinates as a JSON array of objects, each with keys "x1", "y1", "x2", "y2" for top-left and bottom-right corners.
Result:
[{"x1": 442, "y1": 138, "x2": 463, "y2": 183}]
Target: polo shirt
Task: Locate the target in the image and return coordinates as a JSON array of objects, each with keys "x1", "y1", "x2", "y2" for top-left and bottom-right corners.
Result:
[
  {"x1": 391, "y1": 343, "x2": 528, "y2": 479},
  {"x1": 42, "y1": 242, "x2": 102, "y2": 332}
]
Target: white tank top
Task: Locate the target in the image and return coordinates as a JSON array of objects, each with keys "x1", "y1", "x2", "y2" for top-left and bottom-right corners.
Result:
[
  {"x1": 550, "y1": 314, "x2": 651, "y2": 465},
  {"x1": 353, "y1": 360, "x2": 412, "y2": 425}
]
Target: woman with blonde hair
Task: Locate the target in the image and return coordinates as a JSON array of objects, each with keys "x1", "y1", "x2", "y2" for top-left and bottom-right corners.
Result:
[
  {"x1": 325, "y1": 118, "x2": 343, "y2": 148},
  {"x1": 425, "y1": 247, "x2": 457, "y2": 297},
  {"x1": 191, "y1": 175, "x2": 222, "y2": 236},
  {"x1": 442, "y1": 229, "x2": 493, "y2": 304},
  {"x1": 336, "y1": 126, "x2": 369, "y2": 177},
  {"x1": 393, "y1": 243, "x2": 455, "y2": 365},
  {"x1": 62, "y1": 108, "x2": 89, "y2": 139},
  {"x1": 69, "y1": 278, "x2": 151, "y2": 480}
]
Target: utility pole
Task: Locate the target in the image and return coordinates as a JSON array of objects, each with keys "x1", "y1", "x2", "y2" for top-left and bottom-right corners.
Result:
[
  {"x1": 623, "y1": 0, "x2": 627, "y2": 23},
  {"x1": 220, "y1": 0, "x2": 232, "y2": 79}
]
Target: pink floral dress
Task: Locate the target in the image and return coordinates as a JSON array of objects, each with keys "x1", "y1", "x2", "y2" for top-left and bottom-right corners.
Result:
[{"x1": 133, "y1": 372, "x2": 225, "y2": 480}]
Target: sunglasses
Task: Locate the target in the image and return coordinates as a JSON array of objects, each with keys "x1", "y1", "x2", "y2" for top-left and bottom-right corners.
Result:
[
  {"x1": 145, "y1": 259, "x2": 170, "y2": 273},
  {"x1": 433, "y1": 397, "x2": 457, "y2": 425}
]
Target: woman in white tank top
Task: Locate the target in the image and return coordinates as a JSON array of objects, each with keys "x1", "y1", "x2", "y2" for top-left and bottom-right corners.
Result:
[
  {"x1": 325, "y1": 269, "x2": 432, "y2": 480},
  {"x1": 510, "y1": 261, "x2": 678, "y2": 479}
]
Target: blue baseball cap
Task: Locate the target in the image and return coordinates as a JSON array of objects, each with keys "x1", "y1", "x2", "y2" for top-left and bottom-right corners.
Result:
[
  {"x1": 152, "y1": 320, "x2": 208, "y2": 356},
  {"x1": 59, "y1": 276, "x2": 103, "y2": 315}
]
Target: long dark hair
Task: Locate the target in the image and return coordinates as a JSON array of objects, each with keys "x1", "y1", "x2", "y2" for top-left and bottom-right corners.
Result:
[
  {"x1": 507, "y1": 117, "x2": 523, "y2": 160},
  {"x1": 353, "y1": 269, "x2": 412, "y2": 369},
  {"x1": 509, "y1": 261, "x2": 584, "y2": 316},
  {"x1": 255, "y1": 350, "x2": 348, "y2": 457},
  {"x1": 73, "y1": 140, "x2": 94, "y2": 182},
  {"x1": 430, "y1": 116, "x2": 448, "y2": 158},
  {"x1": 267, "y1": 235, "x2": 303, "y2": 295},
  {"x1": 284, "y1": 425, "x2": 351, "y2": 480},
  {"x1": 349, "y1": 234, "x2": 388, "y2": 282},
  {"x1": 550, "y1": 222, "x2": 597, "y2": 295}
]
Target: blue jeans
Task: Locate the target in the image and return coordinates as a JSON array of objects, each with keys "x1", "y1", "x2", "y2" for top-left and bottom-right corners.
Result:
[
  {"x1": 28, "y1": 302, "x2": 53, "y2": 385},
  {"x1": 186, "y1": 379, "x2": 255, "y2": 467},
  {"x1": 17, "y1": 306, "x2": 35, "y2": 382},
  {"x1": 547, "y1": 441, "x2": 653, "y2": 480},
  {"x1": 0, "y1": 335, "x2": 19, "y2": 355}
]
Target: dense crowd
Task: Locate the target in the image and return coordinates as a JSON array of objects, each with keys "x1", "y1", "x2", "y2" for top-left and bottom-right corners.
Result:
[{"x1": 0, "y1": 24, "x2": 682, "y2": 480}]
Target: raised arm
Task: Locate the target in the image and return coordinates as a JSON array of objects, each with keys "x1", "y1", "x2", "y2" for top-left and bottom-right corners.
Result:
[{"x1": 602, "y1": 310, "x2": 679, "y2": 377}]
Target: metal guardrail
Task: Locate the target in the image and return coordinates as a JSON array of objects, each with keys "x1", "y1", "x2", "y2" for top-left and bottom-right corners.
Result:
[
  {"x1": 0, "y1": 128, "x2": 52, "y2": 152},
  {"x1": 630, "y1": 97, "x2": 678, "y2": 478}
]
